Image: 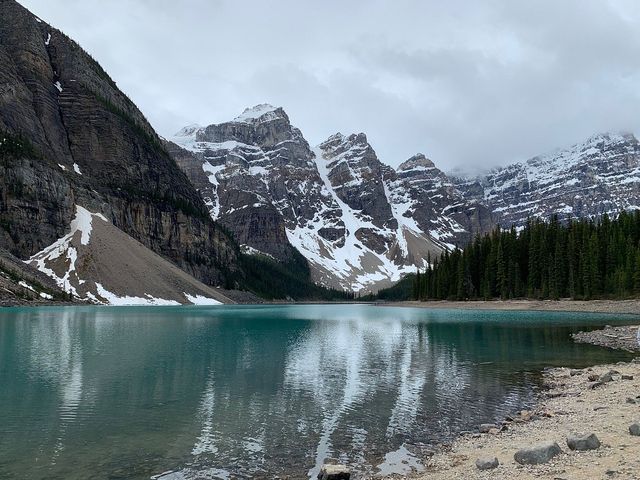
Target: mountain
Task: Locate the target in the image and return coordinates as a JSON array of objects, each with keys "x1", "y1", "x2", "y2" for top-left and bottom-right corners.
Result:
[
  {"x1": 0, "y1": 0, "x2": 242, "y2": 304},
  {"x1": 456, "y1": 132, "x2": 640, "y2": 228},
  {"x1": 173, "y1": 106, "x2": 640, "y2": 293},
  {"x1": 170, "y1": 105, "x2": 491, "y2": 291}
]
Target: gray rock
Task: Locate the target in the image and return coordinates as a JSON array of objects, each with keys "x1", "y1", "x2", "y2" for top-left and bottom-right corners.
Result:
[
  {"x1": 588, "y1": 373, "x2": 600, "y2": 381},
  {"x1": 626, "y1": 397, "x2": 636, "y2": 404},
  {"x1": 566, "y1": 433, "x2": 601, "y2": 451},
  {"x1": 629, "y1": 423, "x2": 640, "y2": 436},
  {"x1": 317, "y1": 464, "x2": 350, "y2": 480},
  {"x1": 475, "y1": 457, "x2": 499, "y2": 470},
  {"x1": 622, "y1": 374, "x2": 634, "y2": 380},
  {"x1": 599, "y1": 372, "x2": 613, "y2": 383},
  {"x1": 570, "y1": 369, "x2": 582, "y2": 376},
  {"x1": 479, "y1": 423, "x2": 496, "y2": 433},
  {"x1": 514, "y1": 441, "x2": 562, "y2": 465}
]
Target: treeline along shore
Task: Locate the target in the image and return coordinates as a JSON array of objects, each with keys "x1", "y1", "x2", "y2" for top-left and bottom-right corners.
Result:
[{"x1": 375, "y1": 211, "x2": 640, "y2": 303}]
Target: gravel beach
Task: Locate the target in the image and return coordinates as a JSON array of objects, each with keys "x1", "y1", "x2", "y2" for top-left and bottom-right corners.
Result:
[{"x1": 386, "y1": 324, "x2": 640, "y2": 480}]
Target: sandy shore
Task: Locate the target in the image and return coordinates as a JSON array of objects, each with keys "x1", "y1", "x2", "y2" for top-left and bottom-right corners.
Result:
[
  {"x1": 388, "y1": 299, "x2": 640, "y2": 315},
  {"x1": 384, "y1": 325, "x2": 640, "y2": 480}
]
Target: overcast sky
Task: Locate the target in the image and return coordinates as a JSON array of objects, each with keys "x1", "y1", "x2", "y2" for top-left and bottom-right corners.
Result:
[{"x1": 20, "y1": 0, "x2": 640, "y2": 171}]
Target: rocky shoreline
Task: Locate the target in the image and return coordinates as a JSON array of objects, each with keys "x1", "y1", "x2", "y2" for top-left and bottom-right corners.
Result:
[
  {"x1": 394, "y1": 325, "x2": 640, "y2": 480},
  {"x1": 573, "y1": 325, "x2": 640, "y2": 353}
]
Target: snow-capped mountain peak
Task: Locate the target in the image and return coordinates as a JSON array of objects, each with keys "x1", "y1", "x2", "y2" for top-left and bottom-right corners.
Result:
[{"x1": 232, "y1": 103, "x2": 283, "y2": 123}]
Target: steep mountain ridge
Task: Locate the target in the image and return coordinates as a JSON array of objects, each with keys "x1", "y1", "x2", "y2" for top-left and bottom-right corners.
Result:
[{"x1": 0, "y1": 0, "x2": 240, "y2": 302}]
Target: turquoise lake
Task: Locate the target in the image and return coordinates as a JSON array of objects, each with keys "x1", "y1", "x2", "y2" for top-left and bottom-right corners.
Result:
[{"x1": 0, "y1": 304, "x2": 637, "y2": 479}]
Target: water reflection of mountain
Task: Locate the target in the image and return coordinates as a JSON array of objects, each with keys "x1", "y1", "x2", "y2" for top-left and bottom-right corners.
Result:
[{"x1": 0, "y1": 306, "x2": 632, "y2": 480}]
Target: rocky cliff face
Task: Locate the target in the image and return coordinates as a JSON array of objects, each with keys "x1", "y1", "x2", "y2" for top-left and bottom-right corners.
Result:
[
  {"x1": 0, "y1": 0, "x2": 239, "y2": 289},
  {"x1": 455, "y1": 132, "x2": 640, "y2": 228}
]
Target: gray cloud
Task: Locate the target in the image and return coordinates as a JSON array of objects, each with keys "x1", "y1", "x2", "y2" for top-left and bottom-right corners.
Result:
[{"x1": 19, "y1": 0, "x2": 640, "y2": 171}]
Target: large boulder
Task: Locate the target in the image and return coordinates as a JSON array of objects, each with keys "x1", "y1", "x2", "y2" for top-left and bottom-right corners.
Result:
[
  {"x1": 514, "y1": 441, "x2": 562, "y2": 465},
  {"x1": 567, "y1": 433, "x2": 600, "y2": 451}
]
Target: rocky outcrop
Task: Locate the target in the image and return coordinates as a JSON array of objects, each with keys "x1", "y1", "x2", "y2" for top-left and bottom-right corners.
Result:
[{"x1": 0, "y1": 0, "x2": 239, "y2": 291}]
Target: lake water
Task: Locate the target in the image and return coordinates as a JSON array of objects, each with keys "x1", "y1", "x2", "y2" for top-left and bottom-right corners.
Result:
[{"x1": 0, "y1": 304, "x2": 637, "y2": 479}]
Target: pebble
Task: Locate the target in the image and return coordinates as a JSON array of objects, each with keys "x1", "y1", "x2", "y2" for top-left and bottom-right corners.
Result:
[
  {"x1": 479, "y1": 423, "x2": 496, "y2": 433},
  {"x1": 629, "y1": 423, "x2": 640, "y2": 436},
  {"x1": 317, "y1": 464, "x2": 350, "y2": 480},
  {"x1": 622, "y1": 374, "x2": 634, "y2": 380},
  {"x1": 475, "y1": 457, "x2": 499, "y2": 470}
]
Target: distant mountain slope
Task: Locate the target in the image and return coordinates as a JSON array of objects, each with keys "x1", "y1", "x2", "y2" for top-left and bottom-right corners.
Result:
[
  {"x1": 455, "y1": 132, "x2": 640, "y2": 228},
  {"x1": 0, "y1": 0, "x2": 240, "y2": 299}
]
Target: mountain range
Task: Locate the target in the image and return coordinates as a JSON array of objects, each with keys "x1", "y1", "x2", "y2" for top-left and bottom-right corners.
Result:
[
  {"x1": 1, "y1": 0, "x2": 639, "y2": 302},
  {"x1": 169, "y1": 106, "x2": 640, "y2": 291}
]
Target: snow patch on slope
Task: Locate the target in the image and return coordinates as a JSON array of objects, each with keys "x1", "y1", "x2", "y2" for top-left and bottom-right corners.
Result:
[
  {"x1": 27, "y1": 205, "x2": 229, "y2": 306},
  {"x1": 233, "y1": 104, "x2": 280, "y2": 123},
  {"x1": 282, "y1": 147, "x2": 420, "y2": 291},
  {"x1": 95, "y1": 283, "x2": 180, "y2": 306},
  {"x1": 27, "y1": 206, "x2": 103, "y2": 296}
]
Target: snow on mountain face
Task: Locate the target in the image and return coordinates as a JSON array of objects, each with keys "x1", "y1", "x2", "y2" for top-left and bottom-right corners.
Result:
[
  {"x1": 387, "y1": 154, "x2": 494, "y2": 250},
  {"x1": 27, "y1": 205, "x2": 230, "y2": 305},
  {"x1": 171, "y1": 106, "x2": 459, "y2": 291},
  {"x1": 459, "y1": 132, "x2": 640, "y2": 227}
]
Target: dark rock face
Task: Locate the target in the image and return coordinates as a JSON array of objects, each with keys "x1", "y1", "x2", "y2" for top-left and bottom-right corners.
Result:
[
  {"x1": 319, "y1": 133, "x2": 395, "y2": 230},
  {"x1": 0, "y1": 0, "x2": 238, "y2": 286}
]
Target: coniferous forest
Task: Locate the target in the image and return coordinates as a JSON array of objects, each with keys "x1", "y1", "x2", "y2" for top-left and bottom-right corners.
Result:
[{"x1": 411, "y1": 211, "x2": 640, "y2": 301}]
